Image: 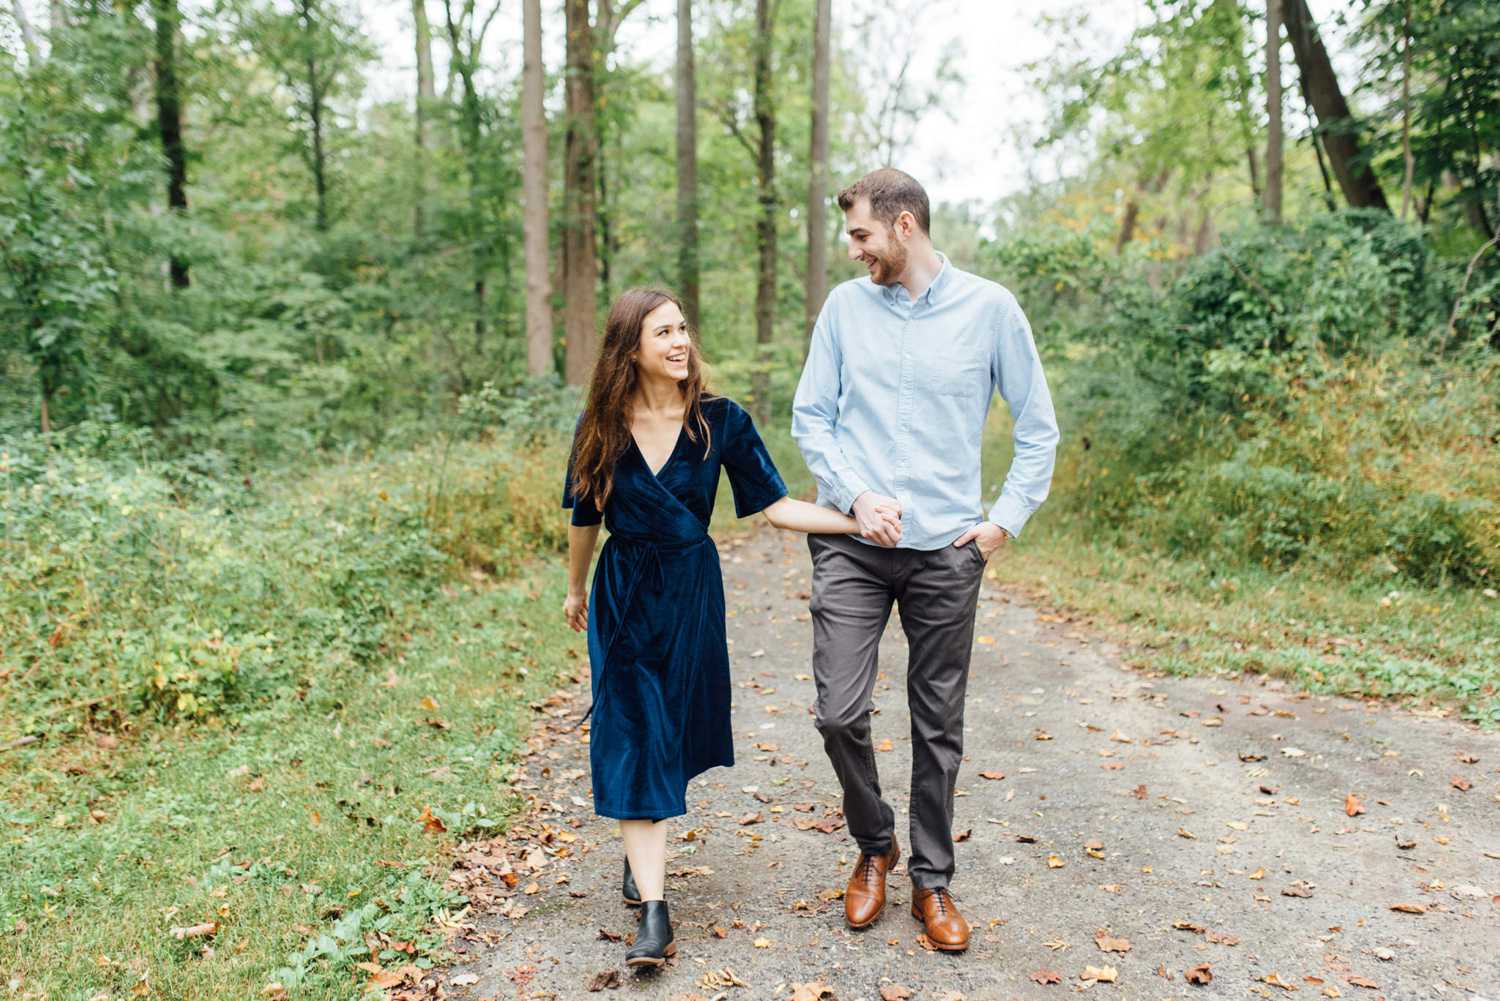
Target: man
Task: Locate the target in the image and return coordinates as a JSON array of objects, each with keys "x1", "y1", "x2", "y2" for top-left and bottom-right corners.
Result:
[{"x1": 792, "y1": 168, "x2": 1059, "y2": 952}]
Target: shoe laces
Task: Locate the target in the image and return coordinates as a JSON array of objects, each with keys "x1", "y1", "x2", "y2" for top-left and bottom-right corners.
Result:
[
  {"x1": 854, "y1": 853, "x2": 880, "y2": 885},
  {"x1": 928, "y1": 888, "x2": 951, "y2": 915}
]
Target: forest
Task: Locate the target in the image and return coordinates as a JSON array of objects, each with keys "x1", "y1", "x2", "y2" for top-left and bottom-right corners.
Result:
[{"x1": 1, "y1": 0, "x2": 1497, "y2": 996}]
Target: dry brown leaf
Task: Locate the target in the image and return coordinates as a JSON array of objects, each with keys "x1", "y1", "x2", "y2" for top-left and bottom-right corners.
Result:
[
  {"x1": 1263, "y1": 971, "x2": 1297, "y2": 991},
  {"x1": 1029, "y1": 969, "x2": 1062, "y2": 985},
  {"x1": 1281, "y1": 880, "x2": 1314, "y2": 898},
  {"x1": 1345, "y1": 974, "x2": 1379, "y2": 989},
  {"x1": 1047, "y1": 854, "x2": 1065, "y2": 869},
  {"x1": 417, "y1": 805, "x2": 446, "y2": 834},
  {"x1": 1344, "y1": 793, "x2": 1365, "y2": 817},
  {"x1": 738, "y1": 812, "x2": 763, "y2": 826},
  {"x1": 1080, "y1": 965, "x2": 1117, "y2": 983},
  {"x1": 169, "y1": 921, "x2": 218, "y2": 940},
  {"x1": 880, "y1": 986, "x2": 916, "y2": 1001},
  {"x1": 978, "y1": 770, "x2": 1005, "y2": 781},
  {"x1": 1094, "y1": 930, "x2": 1132, "y2": 953},
  {"x1": 1388, "y1": 902, "x2": 1426, "y2": 914},
  {"x1": 586, "y1": 968, "x2": 620, "y2": 991},
  {"x1": 875, "y1": 739, "x2": 894, "y2": 752},
  {"x1": 1450, "y1": 775, "x2": 1472, "y2": 792},
  {"x1": 1185, "y1": 964, "x2": 1213, "y2": 985},
  {"x1": 1132, "y1": 784, "x2": 1148, "y2": 799}
]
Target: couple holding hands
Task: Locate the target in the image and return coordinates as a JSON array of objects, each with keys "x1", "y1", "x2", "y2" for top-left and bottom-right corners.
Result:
[{"x1": 561, "y1": 168, "x2": 1060, "y2": 968}]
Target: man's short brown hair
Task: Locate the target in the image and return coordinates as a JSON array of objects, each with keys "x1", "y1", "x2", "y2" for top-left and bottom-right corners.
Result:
[{"x1": 836, "y1": 168, "x2": 930, "y2": 235}]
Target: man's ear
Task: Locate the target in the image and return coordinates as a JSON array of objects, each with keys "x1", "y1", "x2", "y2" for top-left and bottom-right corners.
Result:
[{"x1": 895, "y1": 210, "x2": 916, "y2": 239}]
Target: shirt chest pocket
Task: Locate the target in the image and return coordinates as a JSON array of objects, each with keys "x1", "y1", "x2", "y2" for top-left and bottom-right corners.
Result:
[{"x1": 918, "y1": 352, "x2": 988, "y2": 398}]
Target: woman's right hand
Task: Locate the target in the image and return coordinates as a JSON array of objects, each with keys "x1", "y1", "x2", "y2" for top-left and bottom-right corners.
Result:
[{"x1": 563, "y1": 590, "x2": 588, "y2": 632}]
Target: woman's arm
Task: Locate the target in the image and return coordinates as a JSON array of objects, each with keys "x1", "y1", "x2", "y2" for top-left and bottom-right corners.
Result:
[
  {"x1": 563, "y1": 522, "x2": 602, "y2": 632},
  {"x1": 760, "y1": 496, "x2": 860, "y2": 535}
]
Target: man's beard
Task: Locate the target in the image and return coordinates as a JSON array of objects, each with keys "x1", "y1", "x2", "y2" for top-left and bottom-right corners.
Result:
[{"x1": 866, "y1": 241, "x2": 908, "y2": 287}]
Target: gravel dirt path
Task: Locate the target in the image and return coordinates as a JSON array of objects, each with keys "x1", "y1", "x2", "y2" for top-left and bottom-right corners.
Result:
[{"x1": 426, "y1": 527, "x2": 1498, "y2": 1001}]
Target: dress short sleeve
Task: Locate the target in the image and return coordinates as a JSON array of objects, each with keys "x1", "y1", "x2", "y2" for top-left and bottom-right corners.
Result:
[
  {"x1": 562, "y1": 421, "x2": 604, "y2": 527},
  {"x1": 720, "y1": 399, "x2": 789, "y2": 518}
]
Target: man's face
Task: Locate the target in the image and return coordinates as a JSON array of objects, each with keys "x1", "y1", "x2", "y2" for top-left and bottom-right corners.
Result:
[{"x1": 844, "y1": 198, "x2": 909, "y2": 287}]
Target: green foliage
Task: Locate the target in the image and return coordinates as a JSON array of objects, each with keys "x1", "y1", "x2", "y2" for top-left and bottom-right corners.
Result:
[{"x1": 0, "y1": 380, "x2": 578, "y2": 741}]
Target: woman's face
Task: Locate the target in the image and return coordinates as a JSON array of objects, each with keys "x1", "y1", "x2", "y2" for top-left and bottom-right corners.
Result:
[{"x1": 633, "y1": 300, "x2": 692, "y2": 384}]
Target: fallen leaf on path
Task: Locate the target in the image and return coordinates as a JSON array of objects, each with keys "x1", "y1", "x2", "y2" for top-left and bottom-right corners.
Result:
[
  {"x1": 1094, "y1": 930, "x2": 1131, "y2": 953},
  {"x1": 1205, "y1": 930, "x2": 1239, "y2": 946},
  {"x1": 1249, "y1": 867, "x2": 1266, "y2": 880},
  {"x1": 1034, "y1": 730, "x2": 1053, "y2": 741},
  {"x1": 1262, "y1": 971, "x2": 1297, "y2": 992},
  {"x1": 1281, "y1": 747, "x2": 1306, "y2": 758},
  {"x1": 1132, "y1": 784, "x2": 1148, "y2": 799},
  {"x1": 1388, "y1": 902, "x2": 1426, "y2": 914},
  {"x1": 586, "y1": 968, "x2": 620, "y2": 991},
  {"x1": 1450, "y1": 776, "x2": 1471, "y2": 792},
  {"x1": 1176, "y1": 827, "x2": 1196, "y2": 840},
  {"x1": 1043, "y1": 939, "x2": 1069, "y2": 951},
  {"x1": 875, "y1": 739, "x2": 894, "y2": 752},
  {"x1": 752, "y1": 937, "x2": 771, "y2": 948},
  {"x1": 1080, "y1": 965, "x2": 1117, "y2": 983},
  {"x1": 978, "y1": 770, "x2": 1005, "y2": 781},
  {"x1": 1185, "y1": 964, "x2": 1213, "y2": 985},
  {"x1": 1047, "y1": 854, "x2": 1065, "y2": 869},
  {"x1": 954, "y1": 828, "x2": 972, "y2": 842},
  {"x1": 880, "y1": 986, "x2": 916, "y2": 1001},
  {"x1": 738, "y1": 813, "x2": 763, "y2": 826},
  {"x1": 1345, "y1": 974, "x2": 1378, "y2": 989},
  {"x1": 1281, "y1": 880, "x2": 1314, "y2": 898},
  {"x1": 1029, "y1": 969, "x2": 1062, "y2": 985},
  {"x1": 1344, "y1": 793, "x2": 1365, "y2": 817}
]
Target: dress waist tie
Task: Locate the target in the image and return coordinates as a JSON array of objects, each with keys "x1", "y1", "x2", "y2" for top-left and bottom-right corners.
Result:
[{"x1": 572, "y1": 533, "x2": 711, "y2": 730}]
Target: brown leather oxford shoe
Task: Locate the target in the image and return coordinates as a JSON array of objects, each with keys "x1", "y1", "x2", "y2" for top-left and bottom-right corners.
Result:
[
  {"x1": 911, "y1": 886, "x2": 970, "y2": 951},
  {"x1": 844, "y1": 835, "x2": 900, "y2": 929}
]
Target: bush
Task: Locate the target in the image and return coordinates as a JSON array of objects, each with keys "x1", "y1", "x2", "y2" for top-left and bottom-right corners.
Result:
[{"x1": 0, "y1": 384, "x2": 575, "y2": 740}]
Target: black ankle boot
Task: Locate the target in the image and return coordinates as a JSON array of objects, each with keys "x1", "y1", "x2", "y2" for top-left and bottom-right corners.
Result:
[
  {"x1": 621, "y1": 858, "x2": 641, "y2": 906},
  {"x1": 625, "y1": 899, "x2": 674, "y2": 967}
]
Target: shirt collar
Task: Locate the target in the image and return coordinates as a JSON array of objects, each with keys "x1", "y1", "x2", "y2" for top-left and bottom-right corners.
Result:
[{"x1": 881, "y1": 250, "x2": 952, "y2": 305}]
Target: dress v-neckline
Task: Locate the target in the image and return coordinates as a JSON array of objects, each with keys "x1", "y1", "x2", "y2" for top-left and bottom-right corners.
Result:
[{"x1": 632, "y1": 422, "x2": 686, "y2": 479}]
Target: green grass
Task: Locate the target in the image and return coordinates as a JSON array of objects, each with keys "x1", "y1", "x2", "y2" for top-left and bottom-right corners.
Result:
[{"x1": 0, "y1": 567, "x2": 582, "y2": 999}]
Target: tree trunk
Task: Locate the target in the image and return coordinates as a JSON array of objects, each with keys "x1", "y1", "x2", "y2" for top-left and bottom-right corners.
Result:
[
  {"x1": 153, "y1": 0, "x2": 189, "y2": 287},
  {"x1": 412, "y1": 0, "x2": 435, "y2": 238},
  {"x1": 750, "y1": 0, "x2": 776, "y2": 426},
  {"x1": 1399, "y1": 0, "x2": 1413, "y2": 221},
  {"x1": 1116, "y1": 167, "x2": 1171, "y2": 254},
  {"x1": 804, "y1": 0, "x2": 831, "y2": 346},
  {"x1": 562, "y1": 0, "x2": 599, "y2": 385},
  {"x1": 1283, "y1": 0, "x2": 1389, "y2": 212},
  {"x1": 522, "y1": 0, "x2": 553, "y2": 377},
  {"x1": 1264, "y1": 0, "x2": 1283, "y2": 224},
  {"x1": 12, "y1": 0, "x2": 39, "y2": 62},
  {"x1": 296, "y1": 0, "x2": 330, "y2": 231},
  {"x1": 675, "y1": 0, "x2": 700, "y2": 331}
]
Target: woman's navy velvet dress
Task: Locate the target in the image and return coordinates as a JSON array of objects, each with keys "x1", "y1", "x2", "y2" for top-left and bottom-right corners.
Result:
[{"x1": 564, "y1": 397, "x2": 788, "y2": 820}]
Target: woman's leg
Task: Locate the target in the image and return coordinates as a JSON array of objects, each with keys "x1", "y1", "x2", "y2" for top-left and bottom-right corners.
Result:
[{"x1": 620, "y1": 819, "x2": 668, "y2": 901}]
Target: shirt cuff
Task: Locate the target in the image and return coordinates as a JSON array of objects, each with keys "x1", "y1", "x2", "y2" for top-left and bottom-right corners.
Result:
[
  {"x1": 834, "y1": 470, "x2": 874, "y2": 515},
  {"x1": 987, "y1": 493, "x2": 1033, "y2": 540}
]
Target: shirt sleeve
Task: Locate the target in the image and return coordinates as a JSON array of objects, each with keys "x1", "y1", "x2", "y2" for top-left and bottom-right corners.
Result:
[
  {"x1": 721, "y1": 400, "x2": 789, "y2": 518},
  {"x1": 985, "y1": 293, "x2": 1060, "y2": 538},
  {"x1": 562, "y1": 418, "x2": 604, "y2": 527},
  {"x1": 790, "y1": 294, "x2": 874, "y2": 514}
]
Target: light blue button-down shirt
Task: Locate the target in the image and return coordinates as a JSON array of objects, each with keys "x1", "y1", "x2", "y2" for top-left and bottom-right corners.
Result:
[{"x1": 791, "y1": 253, "x2": 1060, "y2": 550}]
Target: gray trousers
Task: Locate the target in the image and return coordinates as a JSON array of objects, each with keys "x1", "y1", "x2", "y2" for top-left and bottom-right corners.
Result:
[{"x1": 807, "y1": 533, "x2": 985, "y2": 890}]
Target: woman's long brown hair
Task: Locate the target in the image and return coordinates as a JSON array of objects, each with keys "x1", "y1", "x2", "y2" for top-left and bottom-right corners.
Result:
[{"x1": 570, "y1": 287, "x2": 712, "y2": 508}]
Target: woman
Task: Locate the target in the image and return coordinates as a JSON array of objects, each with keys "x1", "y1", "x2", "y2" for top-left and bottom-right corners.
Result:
[{"x1": 562, "y1": 287, "x2": 868, "y2": 969}]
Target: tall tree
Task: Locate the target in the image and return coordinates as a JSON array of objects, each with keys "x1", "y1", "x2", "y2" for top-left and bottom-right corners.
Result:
[
  {"x1": 675, "y1": 0, "x2": 699, "y2": 331},
  {"x1": 522, "y1": 0, "x2": 552, "y2": 376},
  {"x1": 749, "y1": 0, "x2": 776, "y2": 425},
  {"x1": 152, "y1": 0, "x2": 190, "y2": 287},
  {"x1": 442, "y1": 0, "x2": 502, "y2": 359},
  {"x1": 560, "y1": 0, "x2": 643, "y2": 384},
  {"x1": 1264, "y1": 0, "x2": 1283, "y2": 224},
  {"x1": 805, "y1": 0, "x2": 831, "y2": 344},
  {"x1": 1283, "y1": 0, "x2": 1389, "y2": 211},
  {"x1": 561, "y1": 0, "x2": 599, "y2": 385},
  {"x1": 412, "y1": 0, "x2": 435, "y2": 239},
  {"x1": 11, "y1": 0, "x2": 39, "y2": 63},
  {"x1": 295, "y1": 0, "x2": 331, "y2": 231}
]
